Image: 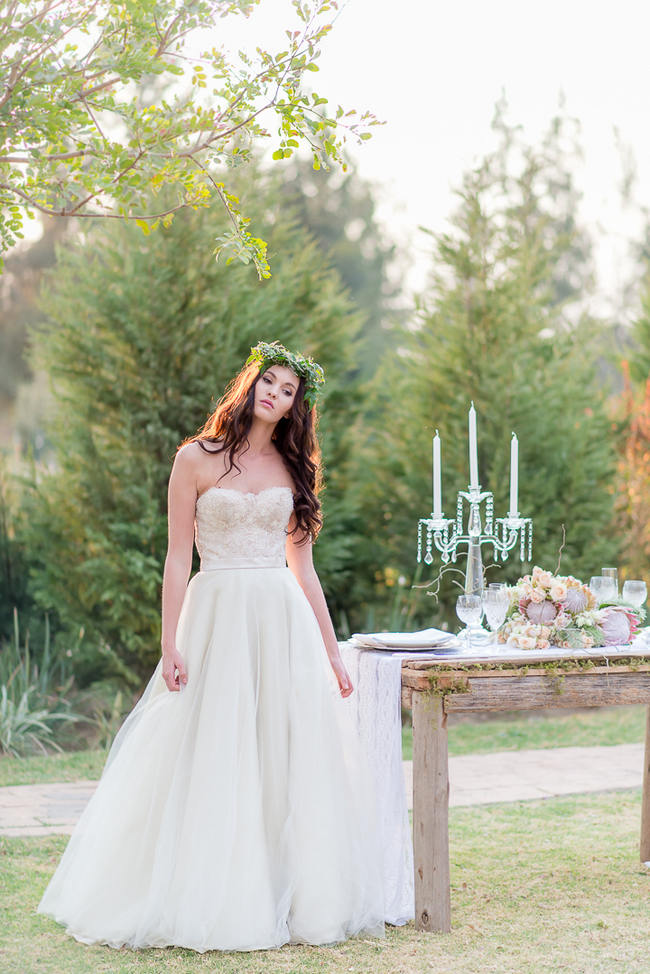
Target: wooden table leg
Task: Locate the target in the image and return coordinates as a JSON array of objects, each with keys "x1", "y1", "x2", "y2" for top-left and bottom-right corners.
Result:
[
  {"x1": 412, "y1": 690, "x2": 451, "y2": 932},
  {"x1": 641, "y1": 704, "x2": 650, "y2": 863}
]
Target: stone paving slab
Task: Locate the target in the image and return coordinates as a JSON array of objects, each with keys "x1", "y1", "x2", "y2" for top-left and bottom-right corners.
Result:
[
  {"x1": 0, "y1": 743, "x2": 645, "y2": 837},
  {"x1": 0, "y1": 780, "x2": 98, "y2": 837},
  {"x1": 401, "y1": 741, "x2": 644, "y2": 808}
]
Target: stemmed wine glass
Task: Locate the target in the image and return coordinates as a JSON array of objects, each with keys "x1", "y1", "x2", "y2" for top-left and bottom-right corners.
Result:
[
  {"x1": 456, "y1": 594, "x2": 483, "y2": 651},
  {"x1": 601, "y1": 567, "x2": 619, "y2": 597},
  {"x1": 483, "y1": 587, "x2": 510, "y2": 643},
  {"x1": 622, "y1": 580, "x2": 647, "y2": 608},
  {"x1": 589, "y1": 575, "x2": 617, "y2": 604}
]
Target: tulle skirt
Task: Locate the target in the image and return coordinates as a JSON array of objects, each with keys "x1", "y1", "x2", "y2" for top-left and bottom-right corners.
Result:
[{"x1": 37, "y1": 566, "x2": 386, "y2": 952}]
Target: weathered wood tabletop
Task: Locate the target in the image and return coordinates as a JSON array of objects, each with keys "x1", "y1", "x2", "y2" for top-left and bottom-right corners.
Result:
[{"x1": 400, "y1": 645, "x2": 650, "y2": 933}]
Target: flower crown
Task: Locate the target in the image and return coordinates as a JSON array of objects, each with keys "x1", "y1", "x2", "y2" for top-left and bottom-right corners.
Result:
[{"x1": 245, "y1": 340, "x2": 325, "y2": 410}]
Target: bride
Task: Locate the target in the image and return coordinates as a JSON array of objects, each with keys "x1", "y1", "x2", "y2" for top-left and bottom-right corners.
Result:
[{"x1": 37, "y1": 340, "x2": 386, "y2": 952}]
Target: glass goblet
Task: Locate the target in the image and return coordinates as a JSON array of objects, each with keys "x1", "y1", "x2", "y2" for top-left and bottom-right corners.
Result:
[
  {"x1": 602, "y1": 567, "x2": 619, "y2": 597},
  {"x1": 590, "y1": 575, "x2": 617, "y2": 604},
  {"x1": 456, "y1": 594, "x2": 483, "y2": 651},
  {"x1": 622, "y1": 580, "x2": 647, "y2": 608},
  {"x1": 483, "y1": 588, "x2": 509, "y2": 643}
]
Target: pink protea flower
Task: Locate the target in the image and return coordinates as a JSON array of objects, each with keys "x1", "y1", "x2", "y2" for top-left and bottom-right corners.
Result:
[
  {"x1": 600, "y1": 607, "x2": 634, "y2": 646},
  {"x1": 564, "y1": 586, "x2": 588, "y2": 613},
  {"x1": 524, "y1": 600, "x2": 558, "y2": 625},
  {"x1": 565, "y1": 578, "x2": 596, "y2": 613}
]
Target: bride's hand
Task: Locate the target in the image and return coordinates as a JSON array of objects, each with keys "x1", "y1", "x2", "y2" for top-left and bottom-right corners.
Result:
[
  {"x1": 162, "y1": 648, "x2": 188, "y2": 692},
  {"x1": 330, "y1": 656, "x2": 354, "y2": 698}
]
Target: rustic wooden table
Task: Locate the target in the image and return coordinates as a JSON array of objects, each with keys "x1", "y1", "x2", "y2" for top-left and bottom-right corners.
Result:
[{"x1": 400, "y1": 647, "x2": 650, "y2": 933}]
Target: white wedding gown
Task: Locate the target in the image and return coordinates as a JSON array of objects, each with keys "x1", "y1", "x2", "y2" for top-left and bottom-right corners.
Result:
[{"x1": 37, "y1": 485, "x2": 386, "y2": 952}]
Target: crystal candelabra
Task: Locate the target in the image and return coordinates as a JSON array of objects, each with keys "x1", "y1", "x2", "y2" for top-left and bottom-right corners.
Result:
[
  {"x1": 417, "y1": 486, "x2": 533, "y2": 596},
  {"x1": 416, "y1": 407, "x2": 533, "y2": 598}
]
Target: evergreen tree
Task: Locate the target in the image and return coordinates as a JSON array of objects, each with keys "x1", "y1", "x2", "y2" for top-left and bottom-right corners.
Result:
[
  {"x1": 23, "y1": 172, "x2": 366, "y2": 686},
  {"x1": 2, "y1": 160, "x2": 401, "y2": 453},
  {"x1": 348, "y1": 114, "x2": 619, "y2": 631}
]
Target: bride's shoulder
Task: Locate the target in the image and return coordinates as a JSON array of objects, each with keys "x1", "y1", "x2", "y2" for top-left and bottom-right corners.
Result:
[
  {"x1": 180, "y1": 437, "x2": 223, "y2": 459},
  {"x1": 173, "y1": 440, "x2": 219, "y2": 479},
  {"x1": 198, "y1": 438, "x2": 223, "y2": 455}
]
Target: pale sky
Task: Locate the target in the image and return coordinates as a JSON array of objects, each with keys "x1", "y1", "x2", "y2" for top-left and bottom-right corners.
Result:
[{"x1": 215, "y1": 0, "x2": 650, "y2": 314}]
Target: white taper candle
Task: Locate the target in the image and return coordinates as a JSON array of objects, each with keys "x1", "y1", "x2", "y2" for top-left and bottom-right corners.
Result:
[
  {"x1": 509, "y1": 432, "x2": 519, "y2": 516},
  {"x1": 468, "y1": 402, "x2": 479, "y2": 489},
  {"x1": 433, "y1": 430, "x2": 442, "y2": 517}
]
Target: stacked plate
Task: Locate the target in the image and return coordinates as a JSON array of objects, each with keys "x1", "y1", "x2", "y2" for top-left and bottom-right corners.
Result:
[{"x1": 349, "y1": 627, "x2": 460, "y2": 652}]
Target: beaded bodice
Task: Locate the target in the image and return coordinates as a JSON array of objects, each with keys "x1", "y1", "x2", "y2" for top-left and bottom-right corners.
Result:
[{"x1": 194, "y1": 486, "x2": 294, "y2": 570}]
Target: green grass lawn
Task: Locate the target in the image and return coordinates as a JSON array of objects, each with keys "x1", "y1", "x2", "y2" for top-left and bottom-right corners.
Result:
[
  {"x1": 0, "y1": 748, "x2": 108, "y2": 787},
  {"x1": 0, "y1": 705, "x2": 646, "y2": 786},
  {"x1": 2, "y1": 790, "x2": 648, "y2": 974}
]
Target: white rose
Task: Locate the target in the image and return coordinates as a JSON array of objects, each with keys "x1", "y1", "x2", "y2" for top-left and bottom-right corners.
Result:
[
  {"x1": 550, "y1": 582, "x2": 567, "y2": 602},
  {"x1": 518, "y1": 636, "x2": 537, "y2": 650}
]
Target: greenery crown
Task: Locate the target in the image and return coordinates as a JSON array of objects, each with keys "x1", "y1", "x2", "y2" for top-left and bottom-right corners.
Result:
[{"x1": 245, "y1": 340, "x2": 325, "y2": 410}]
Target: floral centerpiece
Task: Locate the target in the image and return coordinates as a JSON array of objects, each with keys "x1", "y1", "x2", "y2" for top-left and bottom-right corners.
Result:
[{"x1": 498, "y1": 566, "x2": 645, "y2": 650}]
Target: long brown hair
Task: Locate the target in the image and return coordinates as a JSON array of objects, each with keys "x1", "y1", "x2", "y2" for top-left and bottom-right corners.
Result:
[{"x1": 180, "y1": 361, "x2": 323, "y2": 544}]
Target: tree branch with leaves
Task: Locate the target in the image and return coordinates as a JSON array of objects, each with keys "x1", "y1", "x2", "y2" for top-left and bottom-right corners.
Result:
[{"x1": 0, "y1": 0, "x2": 380, "y2": 277}]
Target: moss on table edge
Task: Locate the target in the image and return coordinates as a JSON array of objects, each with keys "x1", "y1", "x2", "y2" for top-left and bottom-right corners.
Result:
[{"x1": 411, "y1": 656, "x2": 650, "y2": 697}]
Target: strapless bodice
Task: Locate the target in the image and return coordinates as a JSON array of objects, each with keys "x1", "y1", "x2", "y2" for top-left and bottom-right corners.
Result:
[{"x1": 194, "y1": 486, "x2": 294, "y2": 570}]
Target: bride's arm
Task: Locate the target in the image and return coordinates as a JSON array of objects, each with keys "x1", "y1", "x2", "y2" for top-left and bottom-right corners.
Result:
[
  {"x1": 285, "y1": 512, "x2": 353, "y2": 697},
  {"x1": 160, "y1": 445, "x2": 196, "y2": 691}
]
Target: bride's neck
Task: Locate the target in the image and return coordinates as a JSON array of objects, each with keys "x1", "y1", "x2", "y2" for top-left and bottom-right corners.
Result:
[{"x1": 242, "y1": 420, "x2": 276, "y2": 458}]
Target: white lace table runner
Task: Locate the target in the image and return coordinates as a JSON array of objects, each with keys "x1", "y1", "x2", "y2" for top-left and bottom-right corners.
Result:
[{"x1": 339, "y1": 642, "x2": 424, "y2": 926}]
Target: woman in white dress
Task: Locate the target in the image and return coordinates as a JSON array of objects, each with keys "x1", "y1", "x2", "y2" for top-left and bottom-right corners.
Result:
[{"x1": 37, "y1": 340, "x2": 386, "y2": 952}]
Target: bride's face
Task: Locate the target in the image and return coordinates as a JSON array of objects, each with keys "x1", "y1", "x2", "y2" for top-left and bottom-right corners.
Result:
[{"x1": 254, "y1": 364, "x2": 299, "y2": 422}]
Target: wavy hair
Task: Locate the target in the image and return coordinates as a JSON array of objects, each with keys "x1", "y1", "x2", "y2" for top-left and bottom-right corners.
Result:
[{"x1": 179, "y1": 361, "x2": 323, "y2": 544}]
